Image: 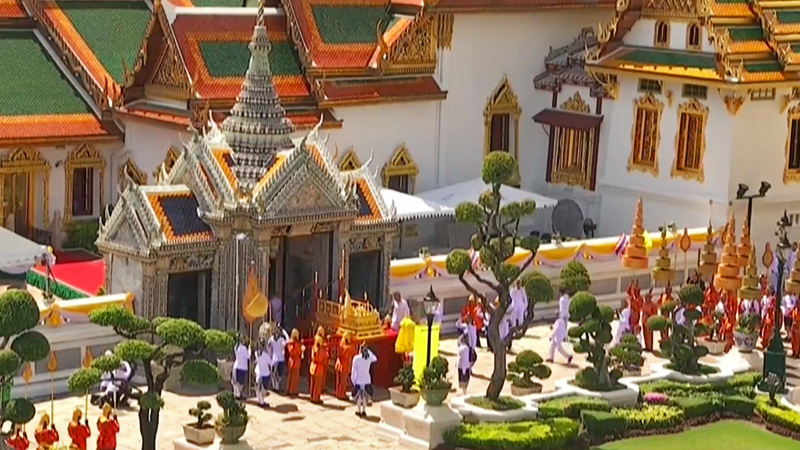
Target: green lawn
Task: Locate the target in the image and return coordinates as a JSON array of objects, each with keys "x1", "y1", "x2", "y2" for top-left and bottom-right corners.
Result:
[{"x1": 594, "y1": 421, "x2": 798, "y2": 450}]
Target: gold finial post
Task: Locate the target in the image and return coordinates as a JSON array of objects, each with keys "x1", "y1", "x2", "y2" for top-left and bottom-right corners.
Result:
[{"x1": 622, "y1": 197, "x2": 649, "y2": 270}]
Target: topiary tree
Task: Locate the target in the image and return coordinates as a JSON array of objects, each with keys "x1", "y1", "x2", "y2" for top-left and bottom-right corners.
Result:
[
  {"x1": 506, "y1": 350, "x2": 551, "y2": 389},
  {"x1": 444, "y1": 152, "x2": 554, "y2": 400},
  {"x1": 67, "y1": 306, "x2": 228, "y2": 450},
  {"x1": 559, "y1": 261, "x2": 591, "y2": 295},
  {"x1": 0, "y1": 290, "x2": 51, "y2": 431},
  {"x1": 646, "y1": 284, "x2": 708, "y2": 374},
  {"x1": 567, "y1": 291, "x2": 618, "y2": 390},
  {"x1": 609, "y1": 334, "x2": 644, "y2": 373}
]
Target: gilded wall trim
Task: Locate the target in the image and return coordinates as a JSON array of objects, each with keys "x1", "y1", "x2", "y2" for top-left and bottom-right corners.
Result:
[
  {"x1": 153, "y1": 146, "x2": 180, "y2": 180},
  {"x1": 784, "y1": 103, "x2": 800, "y2": 184},
  {"x1": 719, "y1": 90, "x2": 745, "y2": 116},
  {"x1": 0, "y1": 147, "x2": 51, "y2": 231},
  {"x1": 118, "y1": 158, "x2": 147, "y2": 188},
  {"x1": 628, "y1": 93, "x2": 663, "y2": 176},
  {"x1": 339, "y1": 148, "x2": 361, "y2": 172},
  {"x1": 381, "y1": 145, "x2": 419, "y2": 193},
  {"x1": 64, "y1": 143, "x2": 106, "y2": 224},
  {"x1": 483, "y1": 76, "x2": 521, "y2": 159},
  {"x1": 435, "y1": 13, "x2": 454, "y2": 49},
  {"x1": 671, "y1": 99, "x2": 708, "y2": 183}
]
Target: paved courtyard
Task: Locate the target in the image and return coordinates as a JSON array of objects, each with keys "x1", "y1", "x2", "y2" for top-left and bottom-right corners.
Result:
[{"x1": 26, "y1": 321, "x2": 800, "y2": 450}]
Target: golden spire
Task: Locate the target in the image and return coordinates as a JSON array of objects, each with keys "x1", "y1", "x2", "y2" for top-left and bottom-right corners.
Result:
[
  {"x1": 622, "y1": 197, "x2": 649, "y2": 270},
  {"x1": 652, "y1": 226, "x2": 674, "y2": 286},
  {"x1": 738, "y1": 246, "x2": 760, "y2": 300},
  {"x1": 699, "y1": 220, "x2": 718, "y2": 279},
  {"x1": 737, "y1": 217, "x2": 752, "y2": 270},
  {"x1": 786, "y1": 241, "x2": 800, "y2": 294},
  {"x1": 714, "y1": 221, "x2": 742, "y2": 291}
]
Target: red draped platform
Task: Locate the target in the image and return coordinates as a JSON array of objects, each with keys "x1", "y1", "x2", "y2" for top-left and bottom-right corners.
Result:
[{"x1": 31, "y1": 249, "x2": 105, "y2": 296}]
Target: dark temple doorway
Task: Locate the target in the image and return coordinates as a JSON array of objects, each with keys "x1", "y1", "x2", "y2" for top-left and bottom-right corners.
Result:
[
  {"x1": 282, "y1": 232, "x2": 333, "y2": 333},
  {"x1": 348, "y1": 250, "x2": 382, "y2": 309},
  {"x1": 167, "y1": 269, "x2": 212, "y2": 328}
]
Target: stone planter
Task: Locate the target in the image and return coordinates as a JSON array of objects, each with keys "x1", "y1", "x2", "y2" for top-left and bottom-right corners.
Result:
[
  {"x1": 215, "y1": 424, "x2": 246, "y2": 444},
  {"x1": 389, "y1": 387, "x2": 420, "y2": 408},
  {"x1": 183, "y1": 424, "x2": 215, "y2": 446},
  {"x1": 622, "y1": 367, "x2": 642, "y2": 377},
  {"x1": 217, "y1": 359, "x2": 233, "y2": 384},
  {"x1": 510, "y1": 383, "x2": 542, "y2": 396},
  {"x1": 421, "y1": 389, "x2": 449, "y2": 406},
  {"x1": 733, "y1": 331, "x2": 757, "y2": 353},
  {"x1": 700, "y1": 338, "x2": 727, "y2": 355}
]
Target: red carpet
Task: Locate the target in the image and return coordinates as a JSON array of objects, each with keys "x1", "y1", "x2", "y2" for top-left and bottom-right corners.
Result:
[{"x1": 32, "y1": 250, "x2": 105, "y2": 295}]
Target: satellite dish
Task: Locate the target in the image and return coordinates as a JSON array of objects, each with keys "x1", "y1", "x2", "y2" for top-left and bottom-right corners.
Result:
[{"x1": 551, "y1": 199, "x2": 584, "y2": 239}]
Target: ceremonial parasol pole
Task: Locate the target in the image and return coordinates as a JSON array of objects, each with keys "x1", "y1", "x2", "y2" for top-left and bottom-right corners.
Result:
[
  {"x1": 21, "y1": 362, "x2": 32, "y2": 432},
  {"x1": 47, "y1": 352, "x2": 58, "y2": 429},
  {"x1": 81, "y1": 348, "x2": 94, "y2": 418}
]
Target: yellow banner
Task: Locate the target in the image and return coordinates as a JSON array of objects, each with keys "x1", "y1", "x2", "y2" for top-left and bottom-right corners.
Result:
[{"x1": 413, "y1": 324, "x2": 440, "y2": 382}]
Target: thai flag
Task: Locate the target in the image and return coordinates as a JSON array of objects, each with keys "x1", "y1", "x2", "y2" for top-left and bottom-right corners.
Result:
[
  {"x1": 614, "y1": 233, "x2": 629, "y2": 256},
  {"x1": 468, "y1": 248, "x2": 481, "y2": 270}
]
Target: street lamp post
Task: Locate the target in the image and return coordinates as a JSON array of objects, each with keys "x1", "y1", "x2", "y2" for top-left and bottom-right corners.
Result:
[
  {"x1": 422, "y1": 286, "x2": 440, "y2": 367},
  {"x1": 762, "y1": 211, "x2": 791, "y2": 391},
  {"x1": 735, "y1": 181, "x2": 771, "y2": 227}
]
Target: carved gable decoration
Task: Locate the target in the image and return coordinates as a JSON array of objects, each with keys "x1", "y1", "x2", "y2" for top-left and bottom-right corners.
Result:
[
  {"x1": 108, "y1": 218, "x2": 142, "y2": 249},
  {"x1": 146, "y1": 38, "x2": 192, "y2": 101},
  {"x1": 384, "y1": 15, "x2": 437, "y2": 73},
  {"x1": 560, "y1": 92, "x2": 591, "y2": 113},
  {"x1": 284, "y1": 181, "x2": 335, "y2": 211},
  {"x1": 261, "y1": 159, "x2": 353, "y2": 218}
]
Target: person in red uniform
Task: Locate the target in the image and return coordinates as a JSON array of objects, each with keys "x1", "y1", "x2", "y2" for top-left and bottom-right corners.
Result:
[
  {"x1": 96, "y1": 404, "x2": 119, "y2": 450},
  {"x1": 68, "y1": 408, "x2": 91, "y2": 450},
  {"x1": 5, "y1": 425, "x2": 29, "y2": 450},
  {"x1": 641, "y1": 288, "x2": 658, "y2": 352},
  {"x1": 285, "y1": 329, "x2": 304, "y2": 397},
  {"x1": 791, "y1": 305, "x2": 800, "y2": 358},
  {"x1": 335, "y1": 332, "x2": 358, "y2": 400},
  {"x1": 626, "y1": 281, "x2": 643, "y2": 338},
  {"x1": 34, "y1": 413, "x2": 58, "y2": 450},
  {"x1": 309, "y1": 335, "x2": 329, "y2": 404},
  {"x1": 702, "y1": 281, "x2": 720, "y2": 326},
  {"x1": 761, "y1": 300, "x2": 782, "y2": 349},
  {"x1": 461, "y1": 296, "x2": 485, "y2": 348}
]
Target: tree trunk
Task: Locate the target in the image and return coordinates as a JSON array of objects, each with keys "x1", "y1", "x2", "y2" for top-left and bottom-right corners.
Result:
[
  {"x1": 139, "y1": 407, "x2": 160, "y2": 450},
  {"x1": 598, "y1": 356, "x2": 611, "y2": 389},
  {"x1": 485, "y1": 326, "x2": 507, "y2": 400}
]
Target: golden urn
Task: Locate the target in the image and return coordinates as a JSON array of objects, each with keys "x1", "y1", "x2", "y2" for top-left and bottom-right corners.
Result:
[
  {"x1": 622, "y1": 197, "x2": 649, "y2": 270},
  {"x1": 714, "y1": 222, "x2": 741, "y2": 291},
  {"x1": 652, "y1": 227, "x2": 674, "y2": 286},
  {"x1": 738, "y1": 246, "x2": 760, "y2": 301}
]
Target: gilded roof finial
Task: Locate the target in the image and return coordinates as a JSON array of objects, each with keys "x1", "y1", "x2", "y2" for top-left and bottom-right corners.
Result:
[
  {"x1": 738, "y1": 246, "x2": 760, "y2": 300},
  {"x1": 622, "y1": 197, "x2": 648, "y2": 270},
  {"x1": 738, "y1": 216, "x2": 752, "y2": 269},
  {"x1": 257, "y1": 0, "x2": 266, "y2": 26},
  {"x1": 714, "y1": 219, "x2": 742, "y2": 291}
]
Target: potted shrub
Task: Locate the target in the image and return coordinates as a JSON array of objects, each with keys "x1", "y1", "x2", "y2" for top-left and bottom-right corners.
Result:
[
  {"x1": 734, "y1": 313, "x2": 760, "y2": 353},
  {"x1": 609, "y1": 334, "x2": 644, "y2": 377},
  {"x1": 506, "y1": 350, "x2": 551, "y2": 396},
  {"x1": 183, "y1": 401, "x2": 215, "y2": 445},
  {"x1": 215, "y1": 391, "x2": 249, "y2": 444},
  {"x1": 699, "y1": 311, "x2": 726, "y2": 355},
  {"x1": 206, "y1": 330, "x2": 236, "y2": 385},
  {"x1": 389, "y1": 364, "x2": 420, "y2": 408},
  {"x1": 419, "y1": 356, "x2": 452, "y2": 406}
]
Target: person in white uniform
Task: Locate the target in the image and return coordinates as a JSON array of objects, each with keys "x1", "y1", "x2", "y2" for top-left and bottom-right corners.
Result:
[
  {"x1": 269, "y1": 294, "x2": 283, "y2": 328},
  {"x1": 268, "y1": 325, "x2": 289, "y2": 391},
  {"x1": 253, "y1": 342, "x2": 272, "y2": 408},
  {"x1": 350, "y1": 344, "x2": 377, "y2": 417},
  {"x1": 457, "y1": 334, "x2": 476, "y2": 395},
  {"x1": 613, "y1": 301, "x2": 633, "y2": 345},
  {"x1": 99, "y1": 350, "x2": 131, "y2": 406},
  {"x1": 455, "y1": 314, "x2": 477, "y2": 350},
  {"x1": 389, "y1": 292, "x2": 411, "y2": 331},
  {"x1": 547, "y1": 289, "x2": 573, "y2": 364},
  {"x1": 510, "y1": 280, "x2": 528, "y2": 328},
  {"x1": 783, "y1": 293, "x2": 798, "y2": 338},
  {"x1": 232, "y1": 338, "x2": 250, "y2": 399}
]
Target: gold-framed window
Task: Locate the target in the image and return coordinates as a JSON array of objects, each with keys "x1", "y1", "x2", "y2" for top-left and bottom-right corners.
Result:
[
  {"x1": 628, "y1": 93, "x2": 663, "y2": 176},
  {"x1": 339, "y1": 149, "x2": 361, "y2": 172},
  {"x1": 686, "y1": 22, "x2": 701, "y2": 51},
  {"x1": 548, "y1": 92, "x2": 597, "y2": 191},
  {"x1": 681, "y1": 83, "x2": 707, "y2": 99},
  {"x1": 483, "y1": 76, "x2": 521, "y2": 159},
  {"x1": 382, "y1": 145, "x2": 418, "y2": 194},
  {"x1": 638, "y1": 78, "x2": 662, "y2": 94},
  {"x1": 0, "y1": 147, "x2": 51, "y2": 236},
  {"x1": 118, "y1": 159, "x2": 147, "y2": 189},
  {"x1": 784, "y1": 104, "x2": 800, "y2": 183},
  {"x1": 654, "y1": 21, "x2": 670, "y2": 48},
  {"x1": 153, "y1": 146, "x2": 180, "y2": 179},
  {"x1": 671, "y1": 99, "x2": 708, "y2": 182},
  {"x1": 65, "y1": 143, "x2": 106, "y2": 222}
]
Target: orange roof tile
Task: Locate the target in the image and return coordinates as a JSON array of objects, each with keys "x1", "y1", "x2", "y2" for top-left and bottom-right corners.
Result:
[
  {"x1": 354, "y1": 178, "x2": 381, "y2": 222},
  {"x1": 729, "y1": 40, "x2": 771, "y2": 53},
  {"x1": 775, "y1": 23, "x2": 800, "y2": 34},
  {"x1": 321, "y1": 77, "x2": 446, "y2": 105},
  {"x1": 0, "y1": 114, "x2": 111, "y2": 143},
  {"x1": 0, "y1": 0, "x2": 24, "y2": 18},
  {"x1": 211, "y1": 148, "x2": 237, "y2": 190},
  {"x1": 710, "y1": 2, "x2": 753, "y2": 17}
]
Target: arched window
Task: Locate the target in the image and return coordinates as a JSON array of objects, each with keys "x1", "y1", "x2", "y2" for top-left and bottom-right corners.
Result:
[
  {"x1": 654, "y1": 21, "x2": 670, "y2": 48},
  {"x1": 118, "y1": 159, "x2": 147, "y2": 189},
  {"x1": 686, "y1": 23, "x2": 701, "y2": 51},
  {"x1": 65, "y1": 143, "x2": 106, "y2": 221},
  {"x1": 339, "y1": 148, "x2": 361, "y2": 171},
  {"x1": 484, "y1": 76, "x2": 521, "y2": 159},
  {"x1": 381, "y1": 145, "x2": 418, "y2": 194}
]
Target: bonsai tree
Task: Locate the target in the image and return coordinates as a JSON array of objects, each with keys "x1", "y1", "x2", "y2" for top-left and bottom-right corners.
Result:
[
  {"x1": 393, "y1": 364, "x2": 416, "y2": 393},
  {"x1": 736, "y1": 313, "x2": 760, "y2": 335},
  {"x1": 560, "y1": 261, "x2": 591, "y2": 295},
  {"x1": 189, "y1": 401, "x2": 213, "y2": 429},
  {"x1": 215, "y1": 391, "x2": 249, "y2": 443},
  {"x1": 506, "y1": 350, "x2": 551, "y2": 389},
  {"x1": 419, "y1": 356, "x2": 451, "y2": 392},
  {"x1": 445, "y1": 152, "x2": 554, "y2": 400},
  {"x1": 646, "y1": 284, "x2": 708, "y2": 374},
  {"x1": 0, "y1": 290, "x2": 51, "y2": 429},
  {"x1": 609, "y1": 334, "x2": 644, "y2": 373},
  {"x1": 567, "y1": 292, "x2": 618, "y2": 390},
  {"x1": 67, "y1": 306, "x2": 224, "y2": 450}
]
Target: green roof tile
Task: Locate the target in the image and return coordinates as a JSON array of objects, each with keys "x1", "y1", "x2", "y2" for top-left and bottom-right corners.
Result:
[
  {"x1": 311, "y1": 5, "x2": 391, "y2": 44},
  {"x1": 744, "y1": 60, "x2": 783, "y2": 72},
  {"x1": 777, "y1": 10, "x2": 800, "y2": 23},
  {"x1": 0, "y1": 30, "x2": 92, "y2": 116},
  {"x1": 56, "y1": 1, "x2": 151, "y2": 84},
  {"x1": 728, "y1": 27, "x2": 763, "y2": 41},
  {"x1": 198, "y1": 41, "x2": 302, "y2": 78},
  {"x1": 618, "y1": 49, "x2": 717, "y2": 70},
  {"x1": 192, "y1": 0, "x2": 243, "y2": 6}
]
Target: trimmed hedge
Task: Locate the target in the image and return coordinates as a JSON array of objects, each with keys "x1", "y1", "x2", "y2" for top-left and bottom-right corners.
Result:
[
  {"x1": 581, "y1": 410, "x2": 626, "y2": 440},
  {"x1": 755, "y1": 396, "x2": 800, "y2": 434},
  {"x1": 672, "y1": 395, "x2": 722, "y2": 419},
  {"x1": 612, "y1": 405, "x2": 685, "y2": 431},
  {"x1": 443, "y1": 418, "x2": 579, "y2": 450},
  {"x1": 537, "y1": 395, "x2": 611, "y2": 419},
  {"x1": 724, "y1": 395, "x2": 756, "y2": 417},
  {"x1": 639, "y1": 372, "x2": 761, "y2": 399}
]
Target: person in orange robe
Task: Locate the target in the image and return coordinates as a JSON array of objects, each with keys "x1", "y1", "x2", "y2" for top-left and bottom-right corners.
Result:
[
  {"x1": 285, "y1": 329, "x2": 304, "y2": 397},
  {"x1": 791, "y1": 305, "x2": 800, "y2": 357},
  {"x1": 34, "y1": 413, "x2": 58, "y2": 450},
  {"x1": 309, "y1": 335, "x2": 329, "y2": 404},
  {"x1": 96, "y1": 404, "x2": 119, "y2": 450},
  {"x1": 67, "y1": 408, "x2": 91, "y2": 450},
  {"x1": 627, "y1": 281, "x2": 643, "y2": 339},
  {"x1": 641, "y1": 288, "x2": 658, "y2": 352},
  {"x1": 721, "y1": 291, "x2": 738, "y2": 352},
  {"x1": 5, "y1": 425, "x2": 29, "y2": 450},
  {"x1": 335, "y1": 332, "x2": 358, "y2": 400},
  {"x1": 702, "y1": 281, "x2": 720, "y2": 326},
  {"x1": 761, "y1": 300, "x2": 782, "y2": 349},
  {"x1": 461, "y1": 296, "x2": 485, "y2": 348}
]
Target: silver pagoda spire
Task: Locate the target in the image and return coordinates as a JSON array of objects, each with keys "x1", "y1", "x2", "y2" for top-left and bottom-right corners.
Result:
[{"x1": 221, "y1": 0, "x2": 295, "y2": 191}]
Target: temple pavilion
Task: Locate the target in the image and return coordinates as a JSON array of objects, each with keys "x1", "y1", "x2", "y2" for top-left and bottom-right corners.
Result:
[{"x1": 95, "y1": 4, "x2": 398, "y2": 332}]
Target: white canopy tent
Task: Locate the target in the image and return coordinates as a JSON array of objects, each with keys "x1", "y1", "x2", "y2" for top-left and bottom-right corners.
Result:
[
  {"x1": 379, "y1": 188, "x2": 454, "y2": 221},
  {"x1": 417, "y1": 178, "x2": 558, "y2": 210},
  {"x1": 0, "y1": 228, "x2": 50, "y2": 275}
]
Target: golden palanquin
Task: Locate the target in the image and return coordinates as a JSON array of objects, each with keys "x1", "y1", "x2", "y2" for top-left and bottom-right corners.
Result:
[{"x1": 314, "y1": 293, "x2": 384, "y2": 340}]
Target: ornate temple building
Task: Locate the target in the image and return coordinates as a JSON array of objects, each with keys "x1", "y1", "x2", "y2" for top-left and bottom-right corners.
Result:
[{"x1": 94, "y1": 5, "x2": 397, "y2": 330}]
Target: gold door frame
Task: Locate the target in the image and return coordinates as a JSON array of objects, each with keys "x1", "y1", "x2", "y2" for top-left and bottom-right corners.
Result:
[{"x1": 0, "y1": 147, "x2": 51, "y2": 233}]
